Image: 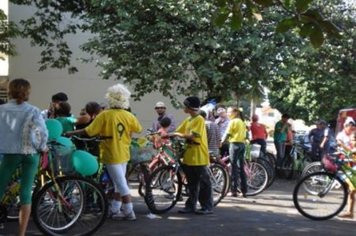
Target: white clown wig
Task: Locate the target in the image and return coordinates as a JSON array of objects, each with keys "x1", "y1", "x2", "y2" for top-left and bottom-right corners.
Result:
[{"x1": 105, "y1": 83, "x2": 131, "y2": 109}]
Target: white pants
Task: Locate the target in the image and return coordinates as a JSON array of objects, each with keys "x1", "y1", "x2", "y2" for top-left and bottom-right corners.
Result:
[{"x1": 106, "y1": 162, "x2": 130, "y2": 196}]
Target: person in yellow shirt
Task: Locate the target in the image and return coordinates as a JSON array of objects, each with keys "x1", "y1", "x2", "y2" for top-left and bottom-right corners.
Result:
[
  {"x1": 172, "y1": 96, "x2": 213, "y2": 215},
  {"x1": 66, "y1": 83, "x2": 142, "y2": 221},
  {"x1": 221, "y1": 106, "x2": 247, "y2": 197}
]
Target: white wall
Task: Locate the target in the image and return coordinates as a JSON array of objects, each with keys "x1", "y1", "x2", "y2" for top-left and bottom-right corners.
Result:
[{"x1": 8, "y1": 4, "x2": 186, "y2": 131}]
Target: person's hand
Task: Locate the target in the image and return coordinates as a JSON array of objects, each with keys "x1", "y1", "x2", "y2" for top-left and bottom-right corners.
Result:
[
  {"x1": 41, "y1": 146, "x2": 49, "y2": 153},
  {"x1": 64, "y1": 131, "x2": 73, "y2": 137}
]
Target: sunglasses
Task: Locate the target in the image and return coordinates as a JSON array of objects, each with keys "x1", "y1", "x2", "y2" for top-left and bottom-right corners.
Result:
[{"x1": 155, "y1": 107, "x2": 166, "y2": 109}]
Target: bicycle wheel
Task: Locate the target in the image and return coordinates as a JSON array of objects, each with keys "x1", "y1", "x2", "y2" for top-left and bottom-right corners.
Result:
[
  {"x1": 32, "y1": 176, "x2": 108, "y2": 236},
  {"x1": 301, "y1": 161, "x2": 323, "y2": 179},
  {"x1": 144, "y1": 165, "x2": 182, "y2": 214},
  {"x1": 137, "y1": 163, "x2": 150, "y2": 197},
  {"x1": 257, "y1": 157, "x2": 276, "y2": 188},
  {"x1": 293, "y1": 172, "x2": 348, "y2": 220},
  {"x1": 280, "y1": 156, "x2": 294, "y2": 179},
  {"x1": 265, "y1": 152, "x2": 277, "y2": 169},
  {"x1": 244, "y1": 161, "x2": 268, "y2": 196},
  {"x1": 209, "y1": 164, "x2": 228, "y2": 206}
]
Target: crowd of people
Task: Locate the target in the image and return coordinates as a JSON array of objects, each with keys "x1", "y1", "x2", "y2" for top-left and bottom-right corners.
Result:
[{"x1": 0, "y1": 78, "x2": 355, "y2": 235}]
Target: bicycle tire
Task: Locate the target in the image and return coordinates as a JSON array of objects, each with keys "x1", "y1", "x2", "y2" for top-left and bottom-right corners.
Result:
[
  {"x1": 301, "y1": 161, "x2": 323, "y2": 179},
  {"x1": 138, "y1": 163, "x2": 150, "y2": 197},
  {"x1": 293, "y1": 172, "x2": 348, "y2": 220},
  {"x1": 244, "y1": 161, "x2": 268, "y2": 196},
  {"x1": 32, "y1": 175, "x2": 108, "y2": 236},
  {"x1": 209, "y1": 163, "x2": 228, "y2": 206},
  {"x1": 265, "y1": 152, "x2": 277, "y2": 169},
  {"x1": 256, "y1": 157, "x2": 276, "y2": 188},
  {"x1": 144, "y1": 165, "x2": 182, "y2": 214},
  {"x1": 280, "y1": 156, "x2": 294, "y2": 179}
]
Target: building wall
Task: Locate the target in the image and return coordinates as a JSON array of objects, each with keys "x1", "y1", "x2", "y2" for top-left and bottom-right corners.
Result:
[{"x1": 8, "y1": 3, "x2": 186, "y2": 131}]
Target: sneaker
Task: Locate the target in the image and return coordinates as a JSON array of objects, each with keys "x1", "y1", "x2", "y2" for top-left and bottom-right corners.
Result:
[
  {"x1": 113, "y1": 211, "x2": 137, "y2": 221},
  {"x1": 195, "y1": 208, "x2": 213, "y2": 215},
  {"x1": 239, "y1": 192, "x2": 247, "y2": 198},
  {"x1": 178, "y1": 207, "x2": 195, "y2": 214},
  {"x1": 230, "y1": 192, "x2": 238, "y2": 197},
  {"x1": 338, "y1": 212, "x2": 354, "y2": 219}
]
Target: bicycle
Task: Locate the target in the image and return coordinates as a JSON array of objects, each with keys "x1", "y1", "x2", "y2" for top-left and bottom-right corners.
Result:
[
  {"x1": 33, "y1": 136, "x2": 108, "y2": 235},
  {"x1": 144, "y1": 137, "x2": 229, "y2": 214},
  {"x1": 279, "y1": 139, "x2": 314, "y2": 179},
  {"x1": 214, "y1": 143, "x2": 269, "y2": 197},
  {"x1": 0, "y1": 167, "x2": 21, "y2": 225},
  {"x1": 293, "y1": 151, "x2": 356, "y2": 220}
]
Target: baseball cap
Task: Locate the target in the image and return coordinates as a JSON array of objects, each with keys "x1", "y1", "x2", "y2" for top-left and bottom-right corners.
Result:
[
  {"x1": 183, "y1": 96, "x2": 200, "y2": 111},
  {"x1": 155, "y1": 101, "x2": 166, "y2": 108},
  {"x1": 344, "y1": 116, "x2": 355, "y2": 127},
  {"x1": 316, "y1": 120, "x2": 327, "y2": 126}
]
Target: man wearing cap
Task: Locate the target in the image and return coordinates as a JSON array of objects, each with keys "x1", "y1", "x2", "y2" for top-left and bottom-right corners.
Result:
[
  {"x1": 215, "y1": 107, "x2": 230, "y2": 156},
  {"x1": 309, "y1": 120, "x2": 330, "y2": 161},
  {"x1": 171, "y1": 96, "x2": 213, "y2": 215},
  {"x1": 336, "y1": 116, "x2": 355, "y2": 151},
  {"x1": 152, "y1": 101, "x2": 176, "y2": 133}
]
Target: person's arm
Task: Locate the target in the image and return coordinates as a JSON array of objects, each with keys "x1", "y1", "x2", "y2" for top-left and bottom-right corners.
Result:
[{"x1": 64, "y1": 128, "x2": 88, "y2": 137}]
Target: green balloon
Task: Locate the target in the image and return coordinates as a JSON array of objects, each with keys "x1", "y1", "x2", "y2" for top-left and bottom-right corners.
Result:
[
  {"x1": 71, "y1": 150, "x2": 99, "y2": 176},
  {"x1": 46, "y1": 119, "x2": 63, "y2": 140},
  {"x1": 55, "y1": 136, "x2": 74, "y2": 156},
  {"x1": 56, "y1": 136, "x2": 73, "y2": 148}
]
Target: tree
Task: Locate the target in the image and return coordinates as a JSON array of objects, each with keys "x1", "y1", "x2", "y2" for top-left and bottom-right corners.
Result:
[
  {"x1": 0, "y1": 9, "x2": 18, "y2": 59},
  {"x1": 267, "y1": 0, "x2": 356, "y2": 123},
  {"x1": 3, "y1": 0, "x2": 355, "y2": 123}
]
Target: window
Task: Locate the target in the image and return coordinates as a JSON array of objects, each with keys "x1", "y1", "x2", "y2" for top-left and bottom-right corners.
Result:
[{"x1": 0, "y1": 76, "x2": 8, "y2": 103}]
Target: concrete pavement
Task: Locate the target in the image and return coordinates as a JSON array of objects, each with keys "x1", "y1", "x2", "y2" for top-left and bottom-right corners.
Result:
[{"x1": 1, "y1": 178, "x2": 355, "y2": 236}]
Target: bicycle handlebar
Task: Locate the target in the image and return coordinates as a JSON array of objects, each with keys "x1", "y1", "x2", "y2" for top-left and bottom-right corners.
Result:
[{"x1": 71, "y1": 135, "x2": 112, "y2": 142}]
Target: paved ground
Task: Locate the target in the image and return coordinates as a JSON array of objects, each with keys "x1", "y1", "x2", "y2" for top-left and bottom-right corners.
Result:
[{"x1": 1, "y1": 177, "x2": 355, "y2": 236}]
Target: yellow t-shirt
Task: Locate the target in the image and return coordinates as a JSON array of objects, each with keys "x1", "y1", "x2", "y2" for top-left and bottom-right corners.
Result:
[
  {"x1": 176, "y1": 115, "x2": 209, "y2": 166},
  {"x1": 85, "y1": 109, "x2": 143, "y2": 164},
  {"x1": 226, "y1": 118, "x2": 246, "y2": 143}
]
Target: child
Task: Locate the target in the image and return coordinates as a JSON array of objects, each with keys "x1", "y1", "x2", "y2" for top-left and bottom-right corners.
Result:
[
  {"x1": 339, "y1": 130, "x2": 356, "y2": 219},
  {"x1": 152, "y1": 117, "x2": 171, "y2": 149},
  {"x1": 54, "y1": 101, "x2": 76, "y2": 133},
  {"x1": 173, "y1": 96, "x2": 213, "y2": 215}
]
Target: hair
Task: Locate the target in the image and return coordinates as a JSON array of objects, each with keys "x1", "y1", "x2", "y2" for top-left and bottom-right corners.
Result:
[
  {"x1": 8, "y1": 78, "x2": 31, "y2": 104},
  {"x1": 51, "y1": 92, "x2": 68, "y2": 102},
  {"x1": 54, "y1": 101, "x2": 71, "y2": 117},
  {"x1": 159, "y1": 117, "x2": 171, "y2": 128},
  {"x1": 85, "y1": 101, "x2": 101, "y2": 116},
  {"x1": 105, "y1": 83, "x2": 131, "y2": 109},
  {"x1": 282, "y1": 113, "x2": 290, "y2": 119}
]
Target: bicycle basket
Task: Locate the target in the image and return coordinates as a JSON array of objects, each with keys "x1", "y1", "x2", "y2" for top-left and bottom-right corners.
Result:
[
  {"x1": 321, "y1": 154, "x2": 338, "y2": 173},
  {"x1": 130, "y1": 138, "x2": 156, "y2": 164},
  {"x1": 51, "y1": 137, "x2": 76, "y2": 175},
  {"x1": 250, "y1": 144, "x2": 261, "y2": 159}
]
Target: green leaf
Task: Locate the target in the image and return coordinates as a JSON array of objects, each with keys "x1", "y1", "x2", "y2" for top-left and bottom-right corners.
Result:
[
  {"x1": 319, "y1": 20, "x2": 342, "y2": 38},
  {"x1": 253, "y1": 0, "x2": 274, "y2": 7},
  {"x1": 309, "y1": 25, "x2": 324, "y2": 48},
  {"x1": 299, "y1": 23, "x2": 313, "y2": 38},
  {"x1": 214, "y1": 11, "x2": 229, "y2": 26},
  {"x1": 216, "y1": 0, "x2": 227, "y2": 7},
  {"x1": 296, "y1": 0, "x2": 313, "y2": 13},
  {"x1": 231, "y1": 10, "x2": 243, "y2": 30},
  {"x1": 276, "y1": 18, "x2": 298, "y2": 33}
]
